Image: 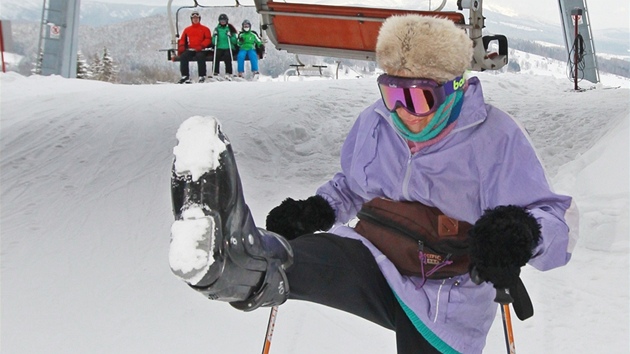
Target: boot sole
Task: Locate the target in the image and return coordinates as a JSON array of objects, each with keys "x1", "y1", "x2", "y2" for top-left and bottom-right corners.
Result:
[
  {"x1": 169, "y1": 207, "x2": 222, "y2": 286},
  {"x1": 169, "y1": 116, "x2": 290, "y2": 307},
  {"x1": 170, "y1": 117, "x2": 228, "y2": 285}
]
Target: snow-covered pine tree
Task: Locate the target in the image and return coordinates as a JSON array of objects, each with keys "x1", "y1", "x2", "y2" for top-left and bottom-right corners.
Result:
[
  {"x1": 100, "y1": 47, "x2": 118, "y2": 83},
  {"x1": 31, "y1": 49, "x2": 43, "y2": 75},
  {"x1": 91, "y1": 53, "x2": 102, "y2": 80},
  {"x1": 76, "y1": 51, "x2": 91, "y2": 79}
]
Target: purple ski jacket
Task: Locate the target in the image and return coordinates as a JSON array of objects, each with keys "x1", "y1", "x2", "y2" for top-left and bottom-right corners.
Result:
[{"x1": 316, "y1": 77, "x2": 578, "y2": 353}]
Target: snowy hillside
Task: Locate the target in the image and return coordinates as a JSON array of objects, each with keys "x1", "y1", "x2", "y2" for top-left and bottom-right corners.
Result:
[
  {"x1": 1, "y1": 71, "x2": 629, "y2": 353},
  {"x1": 3, "y1": 0, "x2": 629, "y2": 81}
]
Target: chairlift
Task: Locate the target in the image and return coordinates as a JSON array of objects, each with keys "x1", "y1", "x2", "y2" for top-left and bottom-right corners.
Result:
[
  {"x1": 162, "y1": 0, "x2": 265, "y2": 62},
  {"x1": 252, "y1": 0, "x2": 508, "y2": 71}
]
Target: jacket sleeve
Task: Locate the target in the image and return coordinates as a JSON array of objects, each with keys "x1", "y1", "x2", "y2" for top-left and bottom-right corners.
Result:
[
  {"x1": 201, "y1": 26, "x2": 212, "y2": 49},
  {"x1": 478, "y1": 106, "x2": 577, "y2": 271},
  {"x1": 228, "y1": 25, "x2": 237, "y2": 48},
  {"x1": 251, "y1": 31, "x2": 262, "y2": 46},
  {"x1": 316, "y1": 107, "x2": 379, "y2": 223},
  {"x1": 177, "y1": 29, "x2": 188, "y2": 55}
]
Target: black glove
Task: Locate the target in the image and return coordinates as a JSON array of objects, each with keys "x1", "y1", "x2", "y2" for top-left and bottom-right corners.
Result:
[
  {"x1": 266, "y1": 195, "x2": 336, "y2": 240},
  {"x1": 469, "y1": 205, "x2": 541, "y2": 289}
]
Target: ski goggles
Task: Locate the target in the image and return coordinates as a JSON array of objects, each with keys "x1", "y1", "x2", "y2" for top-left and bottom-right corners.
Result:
[{"x1": 377, "y1": 74, "x2": 465, "y2": 117}]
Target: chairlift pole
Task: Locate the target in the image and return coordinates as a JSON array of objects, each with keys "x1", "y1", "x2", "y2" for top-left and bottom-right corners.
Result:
[
  {"x1": 167, "y1": 0, "x2": 177, "y2": 51},
  {"x1": 0, "y1": 21, "x2": 5, "y2": 73},
  {"x1": 571, "y1": 8, "x2": 582, "y2": 91}
]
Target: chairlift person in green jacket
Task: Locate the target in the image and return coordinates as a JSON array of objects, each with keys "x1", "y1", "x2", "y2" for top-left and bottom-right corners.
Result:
[
  {"x1": 236, "y1": 20, "x2": 263, "y2": 78},
  {"x1": 212, "y1": 14, "x2": 237, "y2": 77}
]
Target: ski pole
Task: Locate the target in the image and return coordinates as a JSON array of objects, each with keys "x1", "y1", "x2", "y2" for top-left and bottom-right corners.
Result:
[
  {"x1": 494, "y1": 287, "x2": 516, "y2": 354},
  {"x1": 228, "y1": 31, "x2": 236, "y2": 77},
  {"x1": 500, "y1": 303, "x2": 516, "y2": 354},
  {"x1": 472, "y1": 269, "x2": 519, "y2": 354},
  {"x1": 212, "y1": 34, "x2": 218, "y2": 76},
  {"x1": 261, "y1": 306, "x2": 279, "y2": 354}
]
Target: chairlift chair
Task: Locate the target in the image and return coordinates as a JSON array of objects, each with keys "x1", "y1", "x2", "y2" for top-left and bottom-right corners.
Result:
[
  {"x1": 252, "y1": 0, "x2": 508, "y2": 71},
  {"x1": 162, "y1": 0, "x2": 265, "y2": 63}
]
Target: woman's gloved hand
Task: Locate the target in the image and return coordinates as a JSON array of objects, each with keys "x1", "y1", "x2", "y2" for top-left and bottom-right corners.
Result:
[
  {"x1": 469, "y1": 205, "x2": 541, "y2": 289},
  {"x1": 265, "y1": 195, "x2": 336, "y2": 240}
]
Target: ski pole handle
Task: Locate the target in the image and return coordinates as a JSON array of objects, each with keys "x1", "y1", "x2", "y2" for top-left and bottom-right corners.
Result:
[{"x1": 494, "y1": 287, "x2": 514, "y2": 304}]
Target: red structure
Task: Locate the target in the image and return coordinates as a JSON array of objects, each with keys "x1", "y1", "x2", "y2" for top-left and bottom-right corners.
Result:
[{"x1": 0, "y1": 21, "x2": 6, "y2": 73}]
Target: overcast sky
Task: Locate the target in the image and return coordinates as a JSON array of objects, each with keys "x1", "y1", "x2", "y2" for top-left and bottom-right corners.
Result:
[{"x1": 87, "y1": 0, "x2": 628, "y2": 31}]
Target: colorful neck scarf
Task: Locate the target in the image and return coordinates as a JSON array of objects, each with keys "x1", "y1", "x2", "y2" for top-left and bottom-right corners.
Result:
[{"x1": 391, "y1": 90, "x2": 464, "y2": 142}]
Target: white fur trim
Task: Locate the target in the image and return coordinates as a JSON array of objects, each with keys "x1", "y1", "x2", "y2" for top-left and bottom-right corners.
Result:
[{"x1": 376, "y1": 15, "x2": 473, "y2": 82}]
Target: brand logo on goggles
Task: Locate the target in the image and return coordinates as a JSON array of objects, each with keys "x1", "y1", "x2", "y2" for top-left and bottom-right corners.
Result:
[{"x1": 452, "y1": 77, "x2": 465, "y2": 91}]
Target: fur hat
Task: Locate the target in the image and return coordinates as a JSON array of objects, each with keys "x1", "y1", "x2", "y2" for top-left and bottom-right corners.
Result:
[{"x1": 376, "y1": 15, "x2": 473, "y2": 82}]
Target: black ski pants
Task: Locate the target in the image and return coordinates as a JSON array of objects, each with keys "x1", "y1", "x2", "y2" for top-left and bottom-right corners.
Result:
[
  {"x1": 213, "y1": 49, "x2": 233, "y2": 75},
  {"x1": 179, "y1": 50, "x2": 207, "y2": 77},
  {"x1": 287, "y1": 233, "x2": 441, "y2": 354}
]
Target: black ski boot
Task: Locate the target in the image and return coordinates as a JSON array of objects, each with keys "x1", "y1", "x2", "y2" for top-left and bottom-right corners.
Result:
[{"x1": 169, "y1": 116, "x2": 293, "y2": 311}]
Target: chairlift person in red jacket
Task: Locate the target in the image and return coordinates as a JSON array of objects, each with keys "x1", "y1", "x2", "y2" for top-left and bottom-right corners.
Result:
[{"x1": 177, "y1": 11, "x2": 212, "y2": 84}]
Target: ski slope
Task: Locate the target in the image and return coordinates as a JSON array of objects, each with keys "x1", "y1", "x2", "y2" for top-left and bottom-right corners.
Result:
[{"x1": 1, "y1": 71, "x2": 629, "y2": 353}]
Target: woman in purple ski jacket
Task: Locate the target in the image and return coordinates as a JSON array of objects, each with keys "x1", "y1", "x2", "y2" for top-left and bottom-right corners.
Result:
[
  {"x1": 265, "y1": 15, "x2": 578, "y2": 353},
  {"x1": 169, "y1": 14, "x2": 578, "y2": 354},
  {"x1": 309, "y1": 75, "x2": 577, "y2": 352}
]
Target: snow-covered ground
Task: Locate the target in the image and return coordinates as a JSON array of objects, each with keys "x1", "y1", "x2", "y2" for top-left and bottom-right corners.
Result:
[{"x1": 1, "y1": 69, "x2": 628, "y2": 353}]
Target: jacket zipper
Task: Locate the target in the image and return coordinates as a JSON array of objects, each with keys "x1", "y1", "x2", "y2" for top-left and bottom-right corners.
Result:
[
  {"x1": 402, "y1": 155, "x2": 413, "y2": 200},
  {"x1": 433, "y1": 279, "x2": 447, "y2": 322}
]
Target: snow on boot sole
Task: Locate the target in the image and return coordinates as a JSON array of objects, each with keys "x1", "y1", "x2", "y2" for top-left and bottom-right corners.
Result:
[
  {"x1": 169, "y1": 117, "x2": 227, "y2": 288},
  {"x1": 169, "y1": 207, "x2": 221, "y2": 285}
]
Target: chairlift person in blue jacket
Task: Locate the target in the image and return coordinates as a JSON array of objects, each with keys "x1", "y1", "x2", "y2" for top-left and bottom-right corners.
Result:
[{"x1": 236, "y1": 20, "x2": 263, "y2": 78}]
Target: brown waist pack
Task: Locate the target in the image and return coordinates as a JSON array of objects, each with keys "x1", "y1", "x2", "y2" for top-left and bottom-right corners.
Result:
[{"x1": 354, "y1": 198, "x2": 472, "y2": 279}]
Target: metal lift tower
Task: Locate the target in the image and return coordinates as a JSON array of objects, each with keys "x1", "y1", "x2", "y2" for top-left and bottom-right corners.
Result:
[
  {"x1": 557, "y1": 0, "x2": 599, "y2": 84},
  {"x1": 37, "y1": 0, "x2": 80, "y2": 78}
]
